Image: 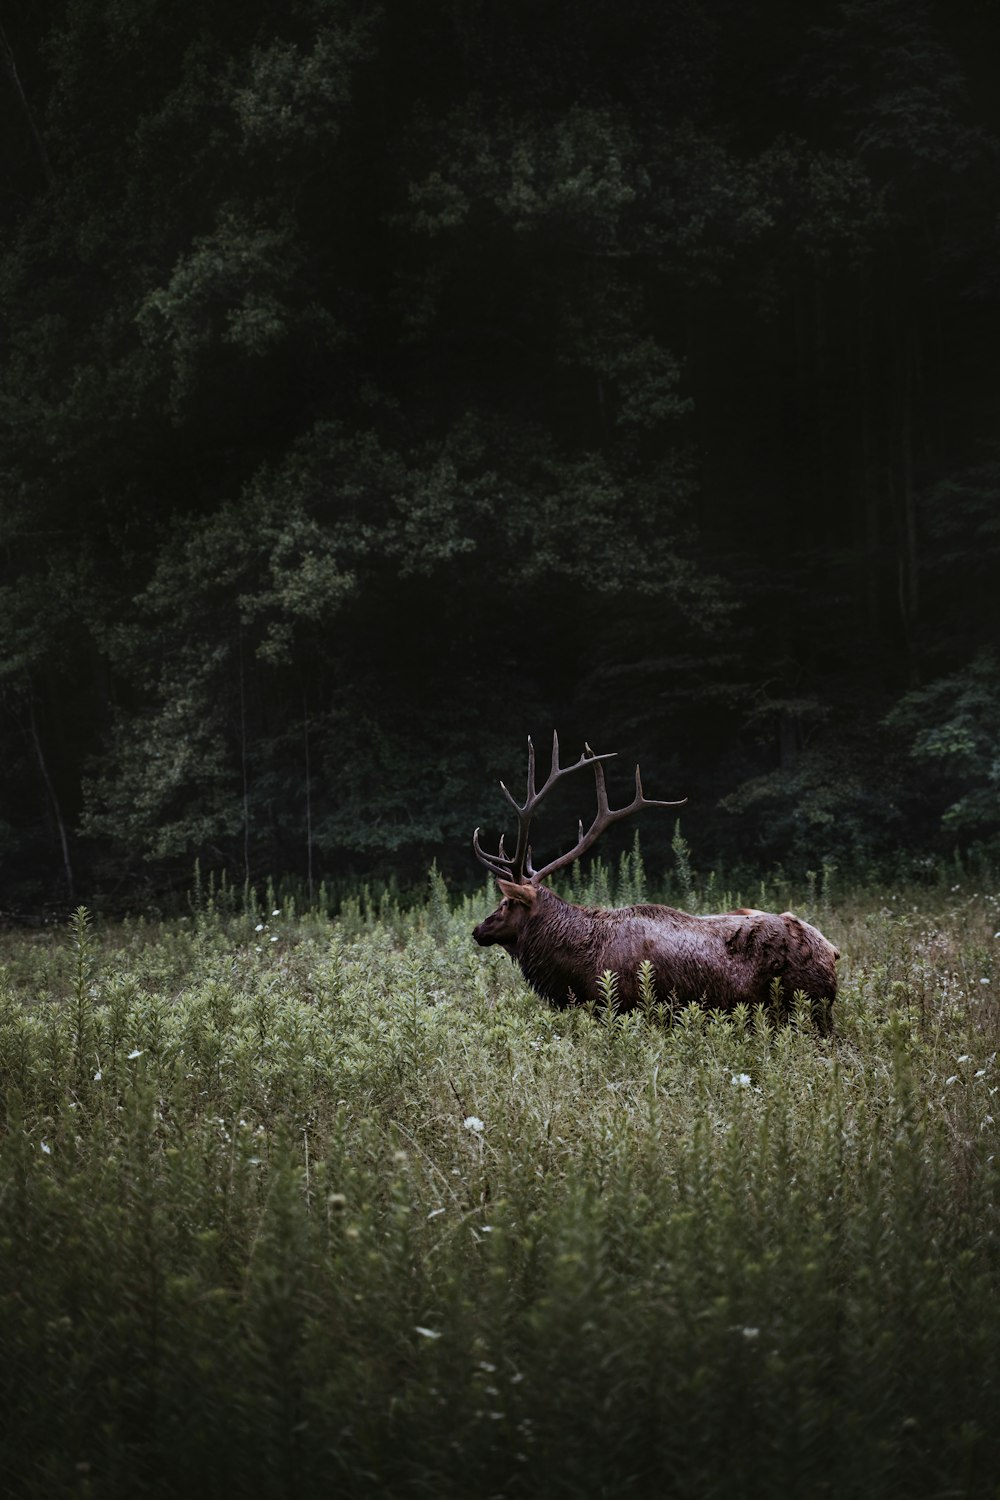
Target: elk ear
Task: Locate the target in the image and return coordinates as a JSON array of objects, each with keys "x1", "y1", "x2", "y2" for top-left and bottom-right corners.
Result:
[{"x1": 497, "y1": 879, "x2": 538, "y2": 906}]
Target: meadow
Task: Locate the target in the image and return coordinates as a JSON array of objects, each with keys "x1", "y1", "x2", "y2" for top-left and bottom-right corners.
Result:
[{"x1": 1, "y1": 858, "x2": 999, "y2": 1499}]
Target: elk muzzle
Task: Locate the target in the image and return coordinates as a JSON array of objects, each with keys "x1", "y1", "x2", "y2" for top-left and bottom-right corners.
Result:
[
  {"x1": 472, "y1": 907, "x2": 514, "y2": 950},
  {"x1": 471, "y1": 918, "x2": 492, "y2": 947}
]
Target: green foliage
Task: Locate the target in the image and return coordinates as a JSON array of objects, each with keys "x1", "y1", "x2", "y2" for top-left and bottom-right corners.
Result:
[
  {"x1": 230, "y1": 6, "x2": 376, "y2": 153},
  {"x1": 721, "y1": 736, "x2": 909, "y2": 870},
  {"x1": 1, "y1": 878, "x2": 999, "y2": 1496},
  {"x1": 671, "y1": 818, "x2": 697, "y2": 910},
  {"x1": 80, "y1": 651, "x2": 244, "y2": 861},
  {"x1": 636, "y1": 957, "x2": 658, "y2": 1013},
  {"x1": 801, "y1": 0, "x2": 988, "y2": 168},
  {"x1": 137, "y1": 206, "x2": 306, "y2": 407},
  {"x1": 887, "y1": 651, "x2": 1000, "y2": 843},
  {"x1": 616, "y1": 830, "x2": 647, "y2": 906}
]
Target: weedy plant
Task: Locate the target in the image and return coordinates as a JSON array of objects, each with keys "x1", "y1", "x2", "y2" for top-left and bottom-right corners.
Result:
[{"x1": 0, "y1": 865, "x2": 998, "y2": 1498}]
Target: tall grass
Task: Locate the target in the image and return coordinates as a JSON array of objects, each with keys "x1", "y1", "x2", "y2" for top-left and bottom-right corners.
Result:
[{"x1": 1, "y1": 868, "x2": 998, "y2": 1498}]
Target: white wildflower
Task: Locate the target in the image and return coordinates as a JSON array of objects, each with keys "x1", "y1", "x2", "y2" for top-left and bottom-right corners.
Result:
[
  {"x1": 272, "y1": 909, "x2": 280, "y2": 916},
  {"x1": 945, "y1": 1075, "x2": 959, "y2": 1085},
  {"x1": 40, "y1": 1141, "x2": 52, "y2": 1154},
  {"x1": 464, "y1": 1115, "x2": 485, "y2": 1133},
  {"x1": 732, "y1": 1073, "x2": 752, "y2": 1088},
  {"x1": 255, "y1": 923, "x2": 265, "y2": 932},
  {"x1": 127, "y1": 1049, "x2": 143, "y2": 1060},
  {"x1": 93, "y1": 1069, "x2": 102, "y2": 1082},
  {"x1": 981, "y1": 978, "x2": 991, "y2": 986},
  {"x1": 741, "y1": 1326, "x2": 760, "y2": 1339},
  {"x1": 958, "y1": 1055, "x2": 972, "y2": 1063},
  {"x1": 415, "y1": 1326, "x2": 442, "y2": 1340}
]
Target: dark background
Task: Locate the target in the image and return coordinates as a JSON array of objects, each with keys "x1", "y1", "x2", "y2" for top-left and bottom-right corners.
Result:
[{"x1": 1, "y1": 0, "x2": 998, "y2": 907}]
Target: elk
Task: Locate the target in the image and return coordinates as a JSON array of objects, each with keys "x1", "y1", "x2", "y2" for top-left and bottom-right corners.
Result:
[{"x1": 472, "y1": 734, "x2": 839, "y2": 1031}]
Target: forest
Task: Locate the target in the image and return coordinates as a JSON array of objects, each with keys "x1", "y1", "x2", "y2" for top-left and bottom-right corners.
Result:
[{"x1": 1, "y1": 0, "x2": 999, "y2": 908}]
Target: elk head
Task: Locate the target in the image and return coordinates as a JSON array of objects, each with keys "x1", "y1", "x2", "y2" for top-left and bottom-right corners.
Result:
[
  {"x1": 471, "y1": 878, "x2": 539, "y2": 952},
  {"x1": 472, "y1": 732, "x2": 685, "y2": 952}
]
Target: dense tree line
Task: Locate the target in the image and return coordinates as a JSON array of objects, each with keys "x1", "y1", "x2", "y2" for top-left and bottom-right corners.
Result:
[{"x1": 0, "y1": 0, "x2": 998, "y2": 907}]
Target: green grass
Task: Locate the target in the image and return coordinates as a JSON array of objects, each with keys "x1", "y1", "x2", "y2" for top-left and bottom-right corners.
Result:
[{"x1": 1, "y1": 869, "x2": 999, "y2": 1499}]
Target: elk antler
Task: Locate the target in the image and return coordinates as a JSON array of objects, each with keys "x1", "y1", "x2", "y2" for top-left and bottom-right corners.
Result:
[
  {"x1": 473, "y1": 731, "x2": 615, "y2": 883},
  {"x1": 473, "y1": 732, "x2": 685, "y2": 886}
]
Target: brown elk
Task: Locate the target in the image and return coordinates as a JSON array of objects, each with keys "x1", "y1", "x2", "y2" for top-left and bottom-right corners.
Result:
[{"x1": 472, "y1": 734, "x2": 839, "y2": 1031}]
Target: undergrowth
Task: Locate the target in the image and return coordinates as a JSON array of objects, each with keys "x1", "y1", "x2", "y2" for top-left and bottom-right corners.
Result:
[{"x1": 0, "y1": 865, "x2": 998, "y2": 1498}]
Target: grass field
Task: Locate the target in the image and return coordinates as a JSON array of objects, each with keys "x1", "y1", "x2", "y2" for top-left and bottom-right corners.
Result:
[{"x1": 1, "y1": 863, "x2": 999, "y2": 1499}]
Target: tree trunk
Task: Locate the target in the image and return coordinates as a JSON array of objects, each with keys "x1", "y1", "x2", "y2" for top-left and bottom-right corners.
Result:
[
  {"x1": 0, "y1": 19, "x2": 54, "y2": 186},
  {"x1": 894, "y1": 329, "x2": 919, "y2": 684},
  {"x1": 26, "y1": 689, "x2": 75, "y2": 901},
  {"x1": 303, "y1": 691, "x2": 314, "y2": 904}
]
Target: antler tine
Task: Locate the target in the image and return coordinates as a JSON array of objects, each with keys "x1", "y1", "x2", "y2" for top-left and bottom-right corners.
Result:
[
  {"x1": 502, "y1": 734, "x2": 535, "y2": 812},
  {"x1": 472, "y1": 826, "x2": 516, "y2": 880},
  {"x1": 589, "y1": 752, "x2": 611, "y2": 818},
  {"x1": 504, "y1": 733, "x2": 537, "y2": 879}
]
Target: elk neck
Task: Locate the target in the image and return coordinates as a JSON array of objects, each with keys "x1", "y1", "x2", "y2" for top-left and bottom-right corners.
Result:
[{"x1": 514, "y1": 885, "x2": 607, "y2": 1006}]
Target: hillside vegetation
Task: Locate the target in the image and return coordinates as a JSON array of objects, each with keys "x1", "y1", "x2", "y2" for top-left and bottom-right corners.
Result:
[
  {"x1": 2, "y1": 864, "x2": 999, "y2": 1497},
  {"x1": 2, "y1": 0, "x2": 999, "y2": 899}
]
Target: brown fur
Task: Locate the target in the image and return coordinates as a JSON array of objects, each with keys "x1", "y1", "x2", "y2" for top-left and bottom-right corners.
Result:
[{"x1": 473, "y1": 883, "x2": 839, "y2": 1031}]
